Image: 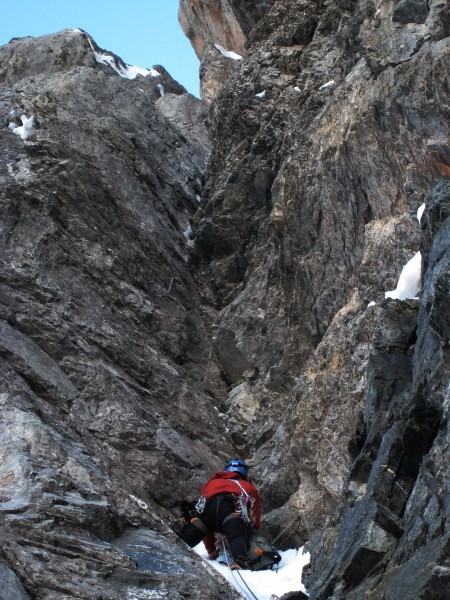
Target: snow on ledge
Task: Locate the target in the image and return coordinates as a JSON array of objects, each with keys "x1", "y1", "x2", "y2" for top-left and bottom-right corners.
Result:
[
  {"x1": 417, "y1": 203, "x2": 426, "y2": 223},
  {"x1": 214, "y1": 44, "x2": 242, "y2": 60},
  {"x1": 385, "y1": 251, "x2": 422, "y2": 300},
  {"x1": 255, "y1": 90, "x2": 266, "y2": 99},
  {"x1": 319, "y1": 80, "x2": 335, "y2": 90},
  {"x1": 88, "y1": 38, "x2": 160, "y2": 80},
  {"x1": 9, "y1": 115, "x2": 35, "y2": 140}
]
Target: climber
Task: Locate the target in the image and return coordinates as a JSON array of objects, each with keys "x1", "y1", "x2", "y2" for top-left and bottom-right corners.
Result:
[{"x1": 178, "y1": 458, "x2": 261, "y2": 569}]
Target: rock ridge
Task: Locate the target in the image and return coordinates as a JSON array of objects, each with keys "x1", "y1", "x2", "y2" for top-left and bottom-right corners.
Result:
[{"x1": 0, "y1": 28, "x2": 238, "y2": 599}]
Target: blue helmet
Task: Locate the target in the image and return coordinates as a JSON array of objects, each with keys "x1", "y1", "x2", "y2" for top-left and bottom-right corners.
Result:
[{"x1": 224, "y1": 458, "x2": 249, "y2": 477}]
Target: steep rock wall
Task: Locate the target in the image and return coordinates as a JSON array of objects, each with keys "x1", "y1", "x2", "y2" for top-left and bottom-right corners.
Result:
[
  {"x1": 306, "y1": 179, "x2": 449, "y2": 598},
  {"x1": 187, "y1": 0, "x2": 449, "y2": 579},
  {"x1": 0, "y1": 30, "x2": 239, "y2": 599},
  {"x1": 0, "y1": 0, "x2": 449, "y2": 597}
]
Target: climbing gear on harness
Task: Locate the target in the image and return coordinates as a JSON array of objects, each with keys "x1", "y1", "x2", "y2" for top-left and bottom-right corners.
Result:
[
  {"x1": 195, "y1": 495, "x2": 206, "y2": 514},
  {"x1": 232, "y1": 480, "x2": 257, "y2": 526},
  {"x1": 224, "y1": 458, "x2": 249, "y2": 477}
]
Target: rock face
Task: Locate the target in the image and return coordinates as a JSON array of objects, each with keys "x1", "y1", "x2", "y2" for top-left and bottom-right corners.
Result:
[
  {"x1": 179, "y1": 0, "x2": 275, "y2": 101},
  {"x1": 182, "y1": 0, "x2": 449, "y2": 596},
  {"x1": 305, "y1": 180, "x2": 450, "y2": 598},
  {"x1": 0, "y1": 29, "x2": 239, "y2": 599},
  {"x1": 1, "y1": 0, "x2": 450, "y2": 597},
  {"x1": 179, "y1": 0, "x2": 276, "y2": 58}
]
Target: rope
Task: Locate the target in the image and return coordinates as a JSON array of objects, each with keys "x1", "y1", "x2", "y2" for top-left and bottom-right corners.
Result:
[
  {"x1": 271, "y1": 515, "x2": 302, "y2": 546},
  {"x1": 221, "y1": 538, "x2": 260, "y2": 600}
]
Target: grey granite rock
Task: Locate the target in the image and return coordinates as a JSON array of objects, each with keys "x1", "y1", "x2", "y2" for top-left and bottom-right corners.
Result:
[
  {"x1": 0, "y1": 563, "x2": 31, "y2": 600},
  {"x1": 393, "y1": 0, "x2": 430, "y2": 24}
]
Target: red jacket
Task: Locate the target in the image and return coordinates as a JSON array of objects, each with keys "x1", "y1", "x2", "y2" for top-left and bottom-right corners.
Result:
[{"x1": 201, "y1": 471, "x2": 261, "y2": 554}]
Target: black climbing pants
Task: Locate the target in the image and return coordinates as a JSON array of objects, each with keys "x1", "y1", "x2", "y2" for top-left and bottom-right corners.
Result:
[{"x1": 178, "y1": 494, "x2": 249, "y2": 559}]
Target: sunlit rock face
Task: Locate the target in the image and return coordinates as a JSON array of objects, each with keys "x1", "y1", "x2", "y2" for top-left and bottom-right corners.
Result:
[
  {"x1": 179, "y1": 0, "x2": 275, "y2": 58},
  {"x1": 179, "y1": 0, "x2": 275, "y2": 101}
]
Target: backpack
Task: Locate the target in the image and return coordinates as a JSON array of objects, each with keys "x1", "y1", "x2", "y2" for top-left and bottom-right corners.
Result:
[{"x1": 246, "y1": 531, "x2": 282, "y2": 571}]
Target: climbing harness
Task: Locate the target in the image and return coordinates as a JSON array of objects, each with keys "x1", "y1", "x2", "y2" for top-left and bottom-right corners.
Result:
[{"x1": 195, "y1": 478, "x2": 256, "y2": 526}]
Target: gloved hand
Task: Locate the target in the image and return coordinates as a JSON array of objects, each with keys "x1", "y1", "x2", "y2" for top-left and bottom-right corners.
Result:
[{"x1": 208, "y1": 549, "x2": 219, "y2": 560}]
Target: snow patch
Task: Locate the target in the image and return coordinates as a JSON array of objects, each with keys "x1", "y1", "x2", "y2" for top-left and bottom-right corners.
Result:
[
  {"x1": 417, "y1": 203, "x2": 426, "y2": 223},
  {"x1": 183, "y1": 224, "x2": 194, "y2": 247},
  {"x1": 195, "y1": 543, "x2": 310, "y2": 599},
  {"x1": 294, "y1": 86, "x2": 302, "y2": 93},
  {"x1": 88, "y1": 38, "x2": 160, "y2": 80},
  {"x1": 255, "y1": 90, "x2": 266, "y2": 99},
  {"x1": 367, "y1": 301, "x2": 377, "y2": 308},
  {"x1": 385, "y1": 251, "x2": 422, "y2": 300},
  {"x1": 157, "y1": 83, "x2": 165, "y2": 97},
  {"x1": 127, "y1": 590, "x2": 166, "y2": 599},
  {"x1": 320, "y1": 80, "x2": 335, "y2": 90},
  {"x1": 214, "y1": 44, "x2": 242, "y2": 60},
  {"x1": 9, "y1": 115, "x2": 35, "y2": 140}
]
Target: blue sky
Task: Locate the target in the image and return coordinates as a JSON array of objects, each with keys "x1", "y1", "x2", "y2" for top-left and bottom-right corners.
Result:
[{"x1": 0, "y1": 0, "x2": 200, "y2": 96}]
